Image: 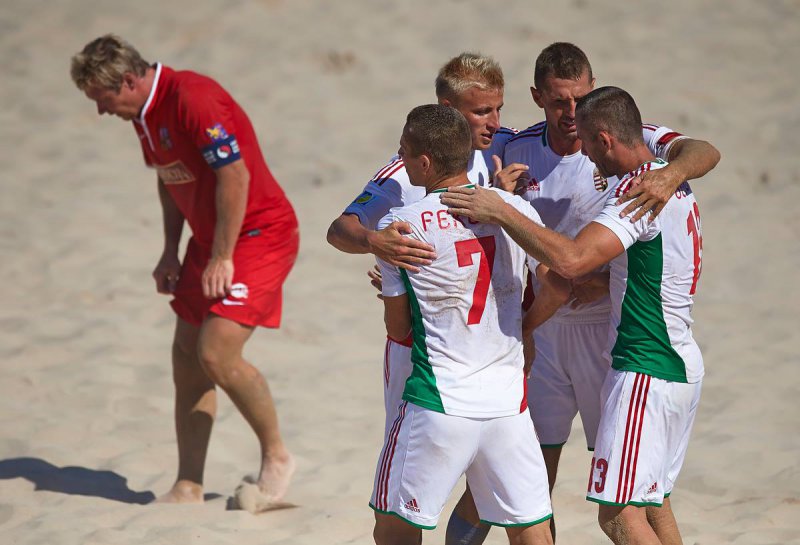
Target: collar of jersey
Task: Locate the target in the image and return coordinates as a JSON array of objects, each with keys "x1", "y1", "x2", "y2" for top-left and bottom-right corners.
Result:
[
  {"x1": 431, "y1": 184, "x2": 476, "y2": 194},
  {"x1": 135, "y1": 62, "x2": 163, "y2": 124}
]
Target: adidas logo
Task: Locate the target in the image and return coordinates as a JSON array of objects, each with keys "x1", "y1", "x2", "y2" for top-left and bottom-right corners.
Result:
[
  {"x1": 646, "y1": 482, "x2": 658, "y2": 495},
  {"x1": 404, "y1": 498, "x2": 420, "y2": 513}
]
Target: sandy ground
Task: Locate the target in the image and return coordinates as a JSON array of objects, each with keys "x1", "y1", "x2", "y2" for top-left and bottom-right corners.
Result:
[{"x1": 1, "y1": 0, "x2": 799, "y2": 543}]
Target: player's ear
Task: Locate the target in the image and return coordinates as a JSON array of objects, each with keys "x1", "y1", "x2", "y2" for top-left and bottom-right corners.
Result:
[
  {"x1": 420, "y1": 153, "x2": 432, "y2": 173},
  {"x1": 122, "y1": 72, "x2": 137, "y2": 90},
  {"x1": 599, "y1": 131, "x2": 612, "y2": 151},
  {"x1": 530, "y1": 87, "x2": 544, "y2": 108}
]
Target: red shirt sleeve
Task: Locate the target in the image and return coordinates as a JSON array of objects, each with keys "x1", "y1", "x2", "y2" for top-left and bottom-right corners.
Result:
[{"x1": 176, "y1": 80, "x2": 242, "y2": 169}]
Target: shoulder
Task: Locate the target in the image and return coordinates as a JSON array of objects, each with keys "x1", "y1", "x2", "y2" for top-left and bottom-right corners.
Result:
[
  {"x1": 368, "y1": 155, "x2": 409, "y2": 186},
  {"x1": 173, "y1": 70, "x2": 230, "y2": 105},
  {"x1": 504, "y1": 122, "x2": 547, "y2": 155}
]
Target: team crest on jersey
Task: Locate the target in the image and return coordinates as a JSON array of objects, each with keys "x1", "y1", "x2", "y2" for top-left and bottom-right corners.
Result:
[
  {"x1": 159, "y1": 127, "x2": 172, "y2": 150},
  {"x1": 353, "y1": 191, "x2": 374, "y2": 205},
  {"x1": 206, "y1": 123, "x2": 229, "y2": 142},
  {"x1": 593, "y1": 169, "x2": 608, "y2": 192}
]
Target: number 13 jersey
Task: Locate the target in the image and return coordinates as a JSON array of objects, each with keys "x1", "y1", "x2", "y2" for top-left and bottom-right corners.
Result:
[
  {"x1": 593, "y1": 160, "x2": 704, "y2": 384},
  {"x1": 377, "y1": 187, "x2": 544, "y2": 418}
]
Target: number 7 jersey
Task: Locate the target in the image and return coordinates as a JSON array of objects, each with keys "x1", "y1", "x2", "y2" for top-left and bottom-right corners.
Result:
[{"x1": 377, "y1": 187, "x2": 544, "y2": 418}]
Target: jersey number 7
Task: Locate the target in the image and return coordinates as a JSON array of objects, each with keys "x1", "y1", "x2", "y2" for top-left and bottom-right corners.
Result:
[{"x1": 455, "y1": 236, "x2": 496, "y2": 325}]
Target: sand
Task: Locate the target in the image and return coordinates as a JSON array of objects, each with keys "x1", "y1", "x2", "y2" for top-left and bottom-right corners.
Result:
[{"x1": 1, "y1": 0, "x2": 798, "y2": 543}]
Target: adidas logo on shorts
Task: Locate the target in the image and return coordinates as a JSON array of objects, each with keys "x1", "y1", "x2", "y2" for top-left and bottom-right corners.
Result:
[
  {"x1": 646, "y1": 481, "x2": 658, "y2": 495},
  {"x1": 404, "y1": 498, "x2": 420, "y2": 513}
]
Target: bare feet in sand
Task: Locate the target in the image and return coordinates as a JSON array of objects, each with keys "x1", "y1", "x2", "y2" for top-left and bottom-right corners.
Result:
[
  {"x1": 231, "y1": 453, "x2": 296, "y2": 513},
  {"x1": 153, "y1": 480, "x2": 204, "y2": 504}
]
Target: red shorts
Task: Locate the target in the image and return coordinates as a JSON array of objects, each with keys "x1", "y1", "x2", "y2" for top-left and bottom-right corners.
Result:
[{"x1": 170, "y1": 227, "x2": 299, "y2": 328}]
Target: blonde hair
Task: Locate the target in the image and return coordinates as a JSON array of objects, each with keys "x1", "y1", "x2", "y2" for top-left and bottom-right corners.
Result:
[
  {"x1": 435, "y1": 52, "x2": 504, "y2": 101},
  {"x1": 70, "y1": 34, "x2": 150, "y2": 92}
]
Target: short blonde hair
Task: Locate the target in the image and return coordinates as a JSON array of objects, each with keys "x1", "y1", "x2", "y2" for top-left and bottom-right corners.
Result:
[
  {"x1": 70, "y1": 34, "x2": 150, "y2": 92},
  {"x1": 435, "y1": 52, "x2": 504, "y2": 101}
]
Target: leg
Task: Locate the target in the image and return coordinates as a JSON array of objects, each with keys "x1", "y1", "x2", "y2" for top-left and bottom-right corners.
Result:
[
  {"x1": 197, "y1": 314, "x2": 294, "y2": 506},
  {"x1": 598, "y1": 504, "x2": 662, "y2": 545},
  {"x1": 157, "y1": 317, "x2": 217, "y2": 503},
  {"x1": 446, "y1": 485, "x2": 491, "y2": 545},
  {"x1": 646, "y1": 497, "x2": 682, "y2": 545},
  {"x1": 540, "y1": 446, "x2": 562, "y2": 542},
  {"x1": 506, "y1": 522, "x2": 553, "y2": 545},
  {"x1": 373, "y1": 512, "x2": 422, "y2": 545}
]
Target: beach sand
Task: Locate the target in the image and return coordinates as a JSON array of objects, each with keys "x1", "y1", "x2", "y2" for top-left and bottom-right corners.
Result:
[{"x1": 1, "y1": 1, "x2": 798, "y2": 543}]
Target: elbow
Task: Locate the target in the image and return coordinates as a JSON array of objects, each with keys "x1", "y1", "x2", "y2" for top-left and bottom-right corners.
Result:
[
  {"x1": 325, "y1": 223, "x2": 338, "y2": 248},
  {"x1": 553, "y1": 255, "x2": 586, "y2": 280}
]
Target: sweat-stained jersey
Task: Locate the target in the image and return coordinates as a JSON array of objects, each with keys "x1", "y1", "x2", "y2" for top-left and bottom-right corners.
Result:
[
  {"x1": 503, "y1": 122, "x2": 688, "y2": 323},
  {"x1": 377, "y1": 186, "x2": 544, "y2": 418},
  {"x1": 343, "y1": 127, "x2": 517, "y2": 229},
  {"x1": 593, "y1": 159, "x2": 704, "y2": 383},
  {"x1": 133, "y1": 63, "x2": 296, "y2": 248}
]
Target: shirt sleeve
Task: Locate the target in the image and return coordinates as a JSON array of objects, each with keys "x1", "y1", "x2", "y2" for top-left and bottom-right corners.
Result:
[
  {"x1": 592, "y1": 182, "x2": 660, "y2": 250},
  {"x1": 642, "y1": 124, "x2": 689, "y2": 161},
  {"x1": 342, "y1": 158, "x2": 407, "y2": 229},
  {"x1": 375, "y1": 212, "x2": 407, "y2": 297},
  {"x1": 177, "y1": 82, "x2": 242, "y2": 169}
]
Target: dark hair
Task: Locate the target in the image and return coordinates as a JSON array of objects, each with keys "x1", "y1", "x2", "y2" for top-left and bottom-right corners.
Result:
[
  {"x1": 576, "y1": 86, "x2": 644, "y2": 147},
  {"x1": 404, "y1": 104, "x2": 472, "y2": 176},
  {"x1": 534, "y1": 42, "x2": 593, "y2": 90}
]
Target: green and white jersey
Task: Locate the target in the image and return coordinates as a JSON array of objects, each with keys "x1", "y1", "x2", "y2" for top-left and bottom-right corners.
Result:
[
  {"x1": 377, "y1": 186, "x2": 544, "y2": 418},
  {"x1": 593, "y1": 159, "x2": 704, "y2": 383}
]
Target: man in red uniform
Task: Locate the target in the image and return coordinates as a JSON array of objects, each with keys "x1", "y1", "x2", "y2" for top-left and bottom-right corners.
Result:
[{"x1": 71, "y1": 34, "x2": 298, "y2": 511}]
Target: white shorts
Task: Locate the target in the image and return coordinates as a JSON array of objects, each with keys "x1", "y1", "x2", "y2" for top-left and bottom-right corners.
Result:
[
  {"x1": 383, "y1": 335, "x2": 413, "y2": 437},
  {"x1": 370, "y1": 402, "x2": 553, "y2": 529},
  {"x1": 586, "y1": 370, "x2": 702, "y2": 507},
  {"x1": 528, "y1": 318, "x2": 610, "y2": 449}
]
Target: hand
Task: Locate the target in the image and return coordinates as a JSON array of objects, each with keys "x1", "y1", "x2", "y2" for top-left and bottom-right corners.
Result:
[
  {"x1": 367, "y1": 265, "x2": 384, "y2": 300},
  {"x1": 616, "y1": 166, "x2": 682, "y2": 222},
  {"x1": 439, "y1": 185, "x2": 506, "y2": 224},
  {"x1": 201, "y1": 257, "x2": 234, "y2": 299},
  {"x1": 367, "y1": 221, "x2": 435, "y2": 273},
  {"x1": 152, "y1": 252, "x2": 181, "y2": 294},
  {"x1": 491, "y1": 155, "x2": 530, "y2": 194},
  {"x1": 569, "y1": 270, "x2": 610, "y2": 308},
  {"x1": 522, "y1": 329, "x2": 535, "y2": 379}
]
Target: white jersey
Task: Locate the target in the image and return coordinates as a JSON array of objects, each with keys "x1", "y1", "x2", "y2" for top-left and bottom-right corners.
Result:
[
  {"x1": 377, "y1": 186, "x2": 544, "y2": 418},
  {"x1": 593, "y1": 159, "x2": 704, "y2": 383},
  {"x1": 504, "y1": 122, "x2": 689, "y2": 323},
  {"x1": 343, "y1": 128, "x2": 517, "y2": 229}
]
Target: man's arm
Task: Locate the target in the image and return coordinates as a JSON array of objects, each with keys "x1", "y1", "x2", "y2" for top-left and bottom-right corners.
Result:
[
  {"x1": 326, "y1": 214, "x2": 435, "y2": 272},
  {"x1": 441, "y1": 186, "x2": 624, "y2": 279},
  {"x1": 152, "y1": 176, "x2": 185, "y2": 294},
  {"x1": 618, "y1": 137, "x2": 721, "y2": 221},
  {"x1": 203, "y1": 159, "x2": 249, "y2": 299},
  {"x1": 383, "y1": 294, "x2": 411, "y2": 341}
]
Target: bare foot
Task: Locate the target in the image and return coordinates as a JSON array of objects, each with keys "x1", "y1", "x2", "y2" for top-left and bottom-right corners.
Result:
[
  {"x1": 153, "y1": 480, "x2": 204, "y2": 504},
  {"x1": 230, "y1": 454, "x2": 297, "y2": 513},
  {"x1": 257, "y1": 452, "x2": 296, "y2": 502}
]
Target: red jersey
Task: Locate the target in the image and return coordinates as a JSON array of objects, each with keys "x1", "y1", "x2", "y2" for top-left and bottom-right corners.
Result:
[{"x1": 133, "y1": 63, "x2": 296, "y2": 248}]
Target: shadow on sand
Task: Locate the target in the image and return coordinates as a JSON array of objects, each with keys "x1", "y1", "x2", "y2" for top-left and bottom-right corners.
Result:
[{"x1": 0, "y1": 457, "x2": 156, "y2": 504}]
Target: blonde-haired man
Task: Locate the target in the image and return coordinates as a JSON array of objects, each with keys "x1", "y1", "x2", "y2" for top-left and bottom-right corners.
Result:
[{"x1": 71, "y1": 34, "x2": 298, "y2": 512}]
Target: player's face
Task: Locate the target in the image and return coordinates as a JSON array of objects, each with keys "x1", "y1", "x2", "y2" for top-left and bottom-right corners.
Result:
[
  {"x1": 398, "y1": 129, "x2": 426, "y2": 187},
  {"x1": 84, "y1": 81, "x2": 141, "y2": 121},
  {"x1": 577, "y1": 122, "x2": 613, "y2": 178},
  {"x1": 447, "y1": 86, "x2": 503, "y2": 151},
  {"x1": 532, "y1": 70, "x2": 594, "y2": 148}
]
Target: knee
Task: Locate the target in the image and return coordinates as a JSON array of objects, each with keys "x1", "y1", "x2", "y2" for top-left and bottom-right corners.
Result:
[
  {"x1": 597, "y1": 506, "x2": 625, "y2": 542},
  {"x1": 196, "y1": 341, "x2": 232, "y2": 386}
]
